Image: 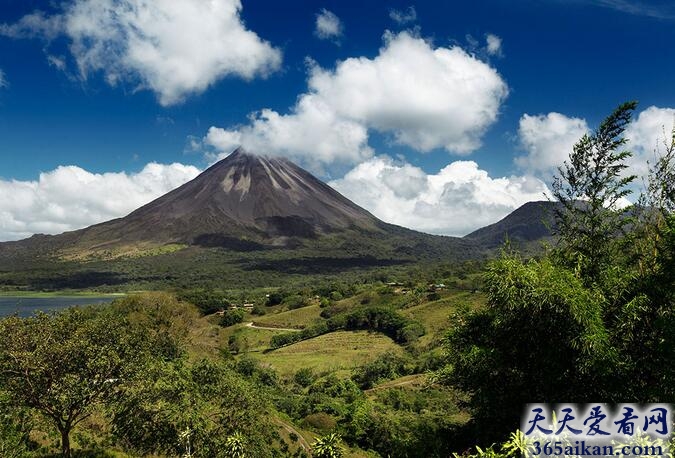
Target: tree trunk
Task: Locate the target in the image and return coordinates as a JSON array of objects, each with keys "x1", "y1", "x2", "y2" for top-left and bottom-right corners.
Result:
[{"x1": 59, "y1": 425, "x2": 71, "y2": 458}]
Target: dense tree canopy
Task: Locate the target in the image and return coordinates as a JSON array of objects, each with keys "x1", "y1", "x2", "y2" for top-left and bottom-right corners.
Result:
[
  {"x1": 442, "y1": 103, "x2": 675, "y2": 442},
  {"x1": 112, "y1": 359, "x2": 275, "y2": 457},
  {"x1": 0, "y1": 308, "x2": 149, "y2": 457}
]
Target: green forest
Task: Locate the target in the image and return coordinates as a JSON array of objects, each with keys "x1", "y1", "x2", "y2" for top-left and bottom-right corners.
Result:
[{"x1": 1, "y1": 103, "x2": 674, "y2": 457}]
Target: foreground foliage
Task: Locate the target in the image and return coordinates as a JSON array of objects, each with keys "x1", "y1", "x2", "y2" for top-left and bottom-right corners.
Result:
[
  {"x1": 441, "y1": 103, "x2": 675, "y2": 442},
  {"x1": 0, "y1": 308, "x2": 149, "y2": 457}
]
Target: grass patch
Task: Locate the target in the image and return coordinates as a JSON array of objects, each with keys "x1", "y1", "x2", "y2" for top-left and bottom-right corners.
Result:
[
  {"x1": 253, "y1": 304, "x2": 322, "y2": 329},
  {"x1": 255, "y1": 330, "x2": 404, "y2": 378},
  {"x1": 224, "y1": 324, "x2": 290, "y2": 353},
  {"x1": 401, "y1": 291, "x2": 485, "y2": 346}
]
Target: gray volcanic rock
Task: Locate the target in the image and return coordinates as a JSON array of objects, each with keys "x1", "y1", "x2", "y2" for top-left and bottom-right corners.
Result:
[{"x1": 116, "y1": 148, "x2": 381, "y2": 241}]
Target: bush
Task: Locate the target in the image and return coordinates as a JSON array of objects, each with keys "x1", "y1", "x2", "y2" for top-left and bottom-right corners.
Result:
[
  {"x1": 177, "y1": 289, "x2": 229, "y2": 315},
  {"x1": 285, "y1": 295, "x2": 310, "y2": 310},
  {"x1": 352, "y1": 352, "x2": 412, "y2": 389},
  {"x1": 0, "y1": 400, "x2": 29, "y2": 458},
  {"x1": 266, "y1": 292, "x2": 284, "y2": 306},
  {"x1": 339, "y1": 307, "x2": 424, "y2": 344},
  {"x1": 398, "y1": 322, "x2": 425, "y2": 344},
  {"x1": 228, "y1": 335, "x2": 241, "y2": 354},
  {"x1": 235, "y1": 356, "x2": 258, "y2": 377},
  {"x1": 270, "y1": 332, "x2": 303, "y2": 349},
  {"x1": 294, "y1": 368, "x2": 316, "y2": 388},
  {"x1": 427, "y1": 292, "x2": 441, "y2": 301},
  {"x1": 271, "y1": 307, "x2": 425, "y2": 348},
  {"x1": 219, "y1": 309, "x2": 245, "y2": 327},
  {"x1": 303, "y1": 412, "x2": 337, "y2": 432},
  {"x1": 329, "y1": 291, "x2": 343, "y2": 301}
]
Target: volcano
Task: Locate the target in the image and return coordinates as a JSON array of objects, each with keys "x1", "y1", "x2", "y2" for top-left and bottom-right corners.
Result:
[
  {"x1": 0, "y1": 149, "x2": 439, "y2": 260},
  {"x1": 63, "y1": 148, "x2": 384, "y2": 251}
]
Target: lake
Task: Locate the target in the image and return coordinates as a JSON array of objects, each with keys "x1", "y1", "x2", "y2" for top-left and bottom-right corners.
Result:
[{"x1": 0, "y1": 296, "x2": 122, "y2": 318}]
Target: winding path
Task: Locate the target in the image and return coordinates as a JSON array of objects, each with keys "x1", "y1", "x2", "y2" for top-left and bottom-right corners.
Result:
[
  {"x1": 273, "y1": 418, "x2": 312, "y2": 452},
  {"x1": 243, "y1": 322, "x2": 302, "y2": 332}
]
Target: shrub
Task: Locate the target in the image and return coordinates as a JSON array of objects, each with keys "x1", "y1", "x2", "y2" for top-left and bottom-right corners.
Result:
[
  {"x1": 294, "y1": 368, "x2": 316, "y2": 388},
  {"x1": 352, "y1": 352, "x2": 412, "y2": 389},
  {"x1": 303, "y1": 413, "x2": 337, "y2": 432},
  {"x1": 228, "y1": 335, "x2": 241, "y2": 354},
  {"x1": 427, "y1": 292, "x2": 441, "y2": 301},
  {"x1": 266, "y1": 292, "x2": 284, "y2": 306},
  {"x1": 285, "y1": 295, "x2": 310, "y2": 310},
  {"x1": 177, "y1": 289, "x2": 229, "y2": 315},
  {"x1": 219, "y1": 309, "x2": 245, "y2": 327},
  {"x1": 398, "y1": 322, "x2": 425, "y2": 344}
]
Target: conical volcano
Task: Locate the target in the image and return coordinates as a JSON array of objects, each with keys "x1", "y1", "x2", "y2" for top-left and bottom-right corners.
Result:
[
  {"x1": 0, "y1": 148, "x2": 490, "y2": 282},
  {"x1": 120, "y1": 148, "x2": 381, "y2": 241},
  {"x1": 3, "y1": 149, "x2": 388, "y2": 258}
]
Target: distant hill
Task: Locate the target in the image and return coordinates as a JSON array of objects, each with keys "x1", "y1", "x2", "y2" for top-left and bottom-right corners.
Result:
[{"x1": 463, "y1": 201, "x2": 558, "y2": 250}]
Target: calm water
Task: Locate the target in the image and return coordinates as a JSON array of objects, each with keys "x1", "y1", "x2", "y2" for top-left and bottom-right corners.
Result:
[{"x1": 0, "y1": 296, "x2": 121, "y2": 318}]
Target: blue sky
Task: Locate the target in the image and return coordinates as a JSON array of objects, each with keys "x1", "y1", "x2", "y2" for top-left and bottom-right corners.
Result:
[{"x1": 0, "y1": 0, "x2": 674, "y2": 240}]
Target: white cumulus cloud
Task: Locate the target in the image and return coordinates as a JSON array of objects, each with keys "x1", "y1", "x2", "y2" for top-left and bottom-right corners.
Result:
[
  {"x1": 625, "y1": 105, "x2": 675, "y2": 177},
  {"x1": 205, "y1": 31, "x2": 508, "y2": 167},
  {"x1": 516, "y1": 107, "x2": 675, "y2": 180},
  {"x1": 329, "y1": 156, "x2": 550, "y2": 236},
  {"x1": 516, "y1": 112, "x2": 590, "y2": 175},
  {"x1": 315, "y1": 9, "x2": 343, "y2": 41},
  {"x1": 1, "y1": 0, "x2": 282, "y2": 106},
  {"x1": 0, "y1": 162, "x2": 200, "y2": 242}
]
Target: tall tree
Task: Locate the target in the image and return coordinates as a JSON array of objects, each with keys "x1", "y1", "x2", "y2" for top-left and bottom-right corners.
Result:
[
  {"x1": 438, "y1": 103, "x2": 675, "y2": 443},
  {"x1": 0, "y1": 308, "x2": 148, "y2": 457},
  {"x1": 551, "y1": 101, "x2": 638, "y2": 285}
]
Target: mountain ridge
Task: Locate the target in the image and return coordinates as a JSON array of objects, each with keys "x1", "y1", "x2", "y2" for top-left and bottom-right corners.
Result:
[{"x1": 0, "y1": 151, "x2": 556, "y2": 289}]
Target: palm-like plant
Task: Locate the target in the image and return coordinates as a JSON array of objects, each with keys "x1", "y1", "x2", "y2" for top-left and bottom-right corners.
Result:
[
  {"x1": 501, "y1": 430, "x2": 534, "y2": 458},
  {"x1": 223, "y1": 432, "x2": 247, "y2": 458},
  {"x1": 312, "y1": 432, "x2": 344, "y2": 458}
]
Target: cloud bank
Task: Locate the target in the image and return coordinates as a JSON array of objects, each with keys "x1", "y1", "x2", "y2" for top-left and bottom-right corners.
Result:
[
  {"x1": 625, "y1": 106, "x2": 675, "y2": 176},
  {"x1": 330, "y1": 156, "x2": 550, "y2": 236},
  {"x1": 1, "y1": 0, "x2": 282, "y2": 106},
  {"x1": 205, "y1": 31, "x2": 508, "y2": 167},
  {"x1": 517, "y1": 106, "x2": 675, "y2": 178},
  {"x1": 0, "y1": 157, "x2": 548, "y2": 241},
  {"x1": 0, "y1": 163, "x2": 200, "y2": 241}
]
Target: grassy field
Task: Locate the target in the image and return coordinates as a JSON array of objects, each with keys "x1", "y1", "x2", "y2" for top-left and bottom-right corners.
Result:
[
  {"x1": 252, "y1": 304, "x2": 323, "y2": 329},
  {"x1": 254, "y1": 330, "x2": 404, "y2": 378},
  {"x1": 401, "y1": 290, "x2": 485, "y2": 346}
]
